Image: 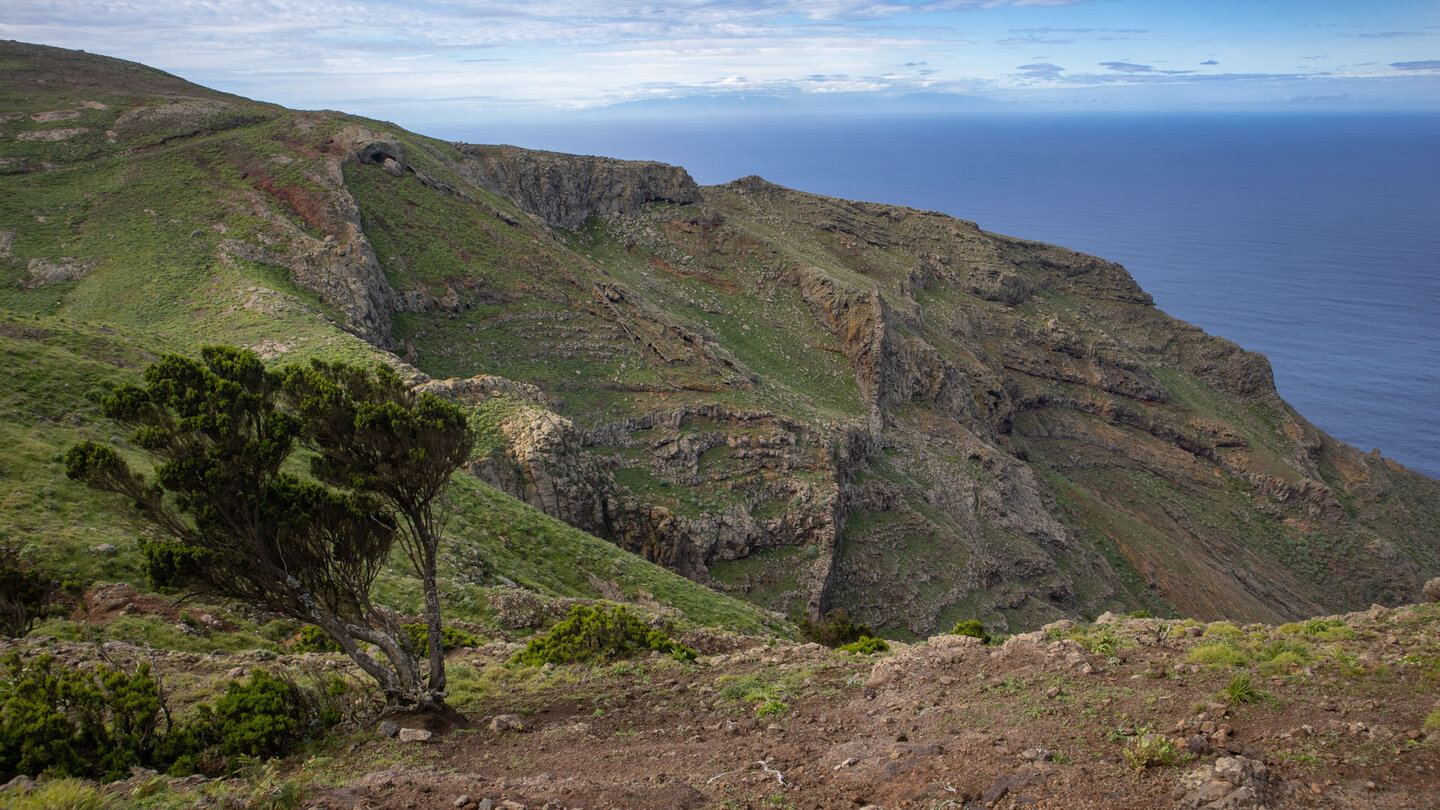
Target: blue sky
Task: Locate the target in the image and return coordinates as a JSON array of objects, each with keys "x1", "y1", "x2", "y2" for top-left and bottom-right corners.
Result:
[{"x1": 4, "y1": 0, "x2": 1438, "y2": 129}]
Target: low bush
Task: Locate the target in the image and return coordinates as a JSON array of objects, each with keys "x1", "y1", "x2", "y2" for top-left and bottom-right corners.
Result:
[
  {"x1": 0, "y1": 653, "x2": 330, "y2": 782},
  {"x1": 1122, "y1": 734, "x2": 1189, "y2": 769},
  {"x1": 798, "y1": 609, "x2": 872, "y2": 648},
  {"x1": 208, "y1": 670, "x2": 322, "y2": 765},
  {"x1": 288, "y1": 625, "x2": 342, "y2": 654},
  {"x1": 511, "y1": 604, "x2": 695, "y2": 666},
  {"x1": 950, "y1": 620, "x2": 990, "y2": 644},
  {"x1": 0, "y1": 548, "x2": 57, "y2": 638},
  {"x1": 839, "y1": 636, "x2": 889, "y2": 655},
  {"x1": 402, "y1": 622, "x2": 481, "y2": 654},
  {"x1": 0, "y1": 653, "x2": 197, "y2": 781}
]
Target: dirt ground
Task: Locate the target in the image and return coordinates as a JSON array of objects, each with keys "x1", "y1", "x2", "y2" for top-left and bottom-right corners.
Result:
[{"x1": 282, "y1": 606, "x2": 1439, "y2": 810}]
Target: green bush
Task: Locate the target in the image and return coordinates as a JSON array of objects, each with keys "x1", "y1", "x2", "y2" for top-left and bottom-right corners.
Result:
[
  {"x1": 950, "y1": 620, "x2": 991, "y2": 644},
  {"x1": 288, "y1": 625, "x2": 343, "y2": 654},
  {"x1": 1128, "y1": 609, "x2": 1155, "y2": 619},
  {"x1": 0, "y1": 547, "x2": 54, "y2": 638},
  {"x1": 290, "y1": 623, "x2": 481, "y2": 656},
  {"x1": 511, "y1": 605, "x2": 694, "y2": 666},
  {"x1": 402, "y1": 623, "x2": 481, "y2": 654},
  {"x1": 798, "y1": 609, "x2": 872, "y2": 648},
  {"x1": 0, "y1": 653, "x2": 200, "y2": 782},
  {"x1": 838, "y1": 636, "x2": 889, "y2": 655},
  {"x1": 209, "y1": 670, "x2": 323, "y2": 765},
  {"x1": 1122, "y1": 733, "x2": 1189, "y2": 769}
]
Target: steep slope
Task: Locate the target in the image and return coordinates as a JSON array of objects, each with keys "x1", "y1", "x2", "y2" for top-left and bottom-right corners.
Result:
[{"x1": 3, "y1": 42, "x2": 1436, "y2": 637}]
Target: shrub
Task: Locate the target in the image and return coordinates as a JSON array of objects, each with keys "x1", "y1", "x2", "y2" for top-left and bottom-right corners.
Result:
[
  {"x1": 402, "y1": 623, "x2": 481, "y2": 654},
  {"x1": 839, "y1": 636, "x2": 889, "y2": 655},
  {"x1": 511, "y1": 605, "x2": 695, "y2": 666},
  {"x1": 950, "y1": 620, "x2": 990, "y2": 644},
  {"x1": 1128, "y1": 609, "x2": 1154, "y2": 619},
  {"x1": 1424, "y1": 709, "x2": 1440, "y2": 731},
  {"x1": 209, "y1": 670, "x2": 323, "y2": 765},
  {"x1": 798, "y1": 609, "x2": 872, "y2": 648},
  {"x1": 1122, "y1": 734, "x2": 1189, "y2": 769},
  {"x1": 755, "y1": 699, "x2": 788, "y2": 718},
  {"x1": 0, "y1": 547, "x2": 55, "y2": 638},
  {"x1": 288, "y1": 625, "x2": 342, "y2": 654},
  {"x1": 1074, "y1": 627, "x2": 1121, "y2": 656},
  {"x1": 0, "y1": 653, "x2": 199, "y2": 782}
]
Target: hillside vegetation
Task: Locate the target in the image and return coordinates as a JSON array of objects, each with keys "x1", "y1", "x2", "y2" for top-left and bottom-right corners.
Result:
[{"x1": 1, "y1": 41, "x2": 1436, "y2": 645}]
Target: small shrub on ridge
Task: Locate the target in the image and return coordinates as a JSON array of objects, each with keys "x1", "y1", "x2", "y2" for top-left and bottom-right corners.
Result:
[
  {"x1": 950, "y1": 620, "x2": 990, "y2": 644},
  {"x1": 512, "y1": 604, "x2": 694, "y2": 666},
  {"x1": 839, "y1": 636, "x2": 889, "y2": 655}
]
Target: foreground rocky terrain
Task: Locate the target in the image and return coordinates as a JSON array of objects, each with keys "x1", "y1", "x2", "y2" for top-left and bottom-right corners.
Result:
[{"x1": 3, "y1": 595, "x2": 1438, "y2": 809}]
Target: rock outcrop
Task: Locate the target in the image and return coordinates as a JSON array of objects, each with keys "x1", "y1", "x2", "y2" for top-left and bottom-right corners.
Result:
[{"x1": 457, "y1": 145, "x2": 702, "y2": 229}]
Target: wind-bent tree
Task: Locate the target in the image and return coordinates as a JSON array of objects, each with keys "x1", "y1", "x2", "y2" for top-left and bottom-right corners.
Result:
[
  {"x1": 64, "y1": 347, "x2": 471, "y2": 711},
  {"x1": 280, "y1": 360, "x2": 473, "y2": 698}
]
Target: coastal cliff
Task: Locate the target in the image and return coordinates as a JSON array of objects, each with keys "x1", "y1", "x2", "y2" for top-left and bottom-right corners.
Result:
[{"x1": 2, "y1": 41, "x2": 1436, "y2": 636}]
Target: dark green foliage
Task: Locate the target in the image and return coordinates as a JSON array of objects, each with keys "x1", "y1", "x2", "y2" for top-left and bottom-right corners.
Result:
[
  {"x1": 950, "y1": 620, "x2": 991, "y2": 644},
  {"x1": 137, "y1": 537, "x2": 215, "y2": 592},
  {"x1": 0, "y1": 652, "x2": 200, "y2": 782},
  {"x1": 210, "y1": 670, "x2": 315, "y2": 763},
  {"x1": 798, "y1": 608, "x2": 872, "y2": 648},
  {"x1": 838, "y1": 636, "x2": 889, "y2": 655},
  {"x1": 0, "y1": 548, "x2": 52, "y2": 638},
  {"x1": 1128, "y1": 609, "x2": 1155, "y2": 619},
  {"x1": 64, "y1": 347, "x2": 396, "y2": 623},
  {"x1": 512, "y1": 605, "x2": 695, "y2": 666},
  {"x1": 65, "y1": 346, "x2": 474, "y2": 709},
  {"x1": 280, "y1": 359, "x2": 475, "y2": 701}
]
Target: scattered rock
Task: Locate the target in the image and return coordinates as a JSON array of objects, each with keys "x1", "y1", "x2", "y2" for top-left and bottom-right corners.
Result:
[
  {"x1": 1173, "y1": 755, "x2": 1272, "y2": 808},
  {"x1": 377, "y1": 720, "x2": 399, "y2": 738},
  {"x1": 398, "y1": 727, "x2": 433, "y2": 743},
  {"x1": 1423, "y1": 576, "x2": 1440, "y2": 603},
  {"x1": 490, "y1": 714, "x2": 526, "y2": 733}
]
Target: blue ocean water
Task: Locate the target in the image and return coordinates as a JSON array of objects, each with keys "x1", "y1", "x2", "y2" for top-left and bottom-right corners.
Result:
[{"x1": 475, "y1": 113, "x2": 1440, "y2": 478}]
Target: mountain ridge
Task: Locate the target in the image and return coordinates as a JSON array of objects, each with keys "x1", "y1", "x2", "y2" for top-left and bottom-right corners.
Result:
[{"x1": 1, "y1": 41, "x2": 1436, "y2": 637}]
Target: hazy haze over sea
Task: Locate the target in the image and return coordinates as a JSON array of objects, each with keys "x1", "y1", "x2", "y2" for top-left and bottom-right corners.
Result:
[{"x1": 471, "y1": 112, "x2": 1440, "y2": 478}]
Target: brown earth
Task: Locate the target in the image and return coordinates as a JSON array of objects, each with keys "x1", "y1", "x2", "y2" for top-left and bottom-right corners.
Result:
[{"x1": 14, "y1": 603, "x2": 1433, "y2": 810}]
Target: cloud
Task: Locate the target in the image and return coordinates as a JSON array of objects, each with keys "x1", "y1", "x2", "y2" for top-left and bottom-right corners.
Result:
[
  {"x1": 1392, "y1": 60, "x2": 1440, "y2": 70},
  {"x1": 1099, "y1": 61, "x2": 1192, "y2": 75},
  {"x1": 1201, "y1": 60, "x2": 1219, "y2": 66},
  {"x1": 1099, "y1": 61, "x2": 1152, "y2": 73},
  {"x1": 1352, "y1": 31, "x2": 1422, "y2": 39},
  {"x1": 1016, "y1": 62, "x2": 1064, "y2": 75},
  {"x1": 997, "y1": 37, "x2": 1072, "y2": 46}
]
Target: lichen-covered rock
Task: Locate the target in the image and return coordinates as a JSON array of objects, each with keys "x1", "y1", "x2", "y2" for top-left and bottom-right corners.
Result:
[{"x1": 1173, "y1": 755, "x2": 1272, "y2": 808}]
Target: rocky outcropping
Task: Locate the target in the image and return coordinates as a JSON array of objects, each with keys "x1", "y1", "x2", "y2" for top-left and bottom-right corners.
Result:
[{"x1": 457, "y1": 145, "x2": 702, "y2": 229}]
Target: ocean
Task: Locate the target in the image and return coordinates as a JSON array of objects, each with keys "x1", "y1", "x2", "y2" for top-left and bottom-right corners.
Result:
[{"x1": 473, "y1": 112, "x2": 1440, "y2": 478}]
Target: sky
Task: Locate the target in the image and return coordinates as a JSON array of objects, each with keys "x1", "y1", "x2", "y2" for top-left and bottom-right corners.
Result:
[{"x1": 3, "y1": 0, "x2": 1439, "y2": 130}]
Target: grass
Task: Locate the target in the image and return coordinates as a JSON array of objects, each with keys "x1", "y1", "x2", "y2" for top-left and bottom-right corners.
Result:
[
  {"x1": 1188, "y1": 642, "x2": 1249, "y2": 668},
  {"x1": 1219, "y1": 672, "x2": 1266, "y2": 705}
]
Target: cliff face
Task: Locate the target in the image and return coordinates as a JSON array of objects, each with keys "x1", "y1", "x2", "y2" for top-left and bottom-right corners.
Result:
[{"x1": 4, "y1": 42, "x2": 1436, "y2": 635}]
